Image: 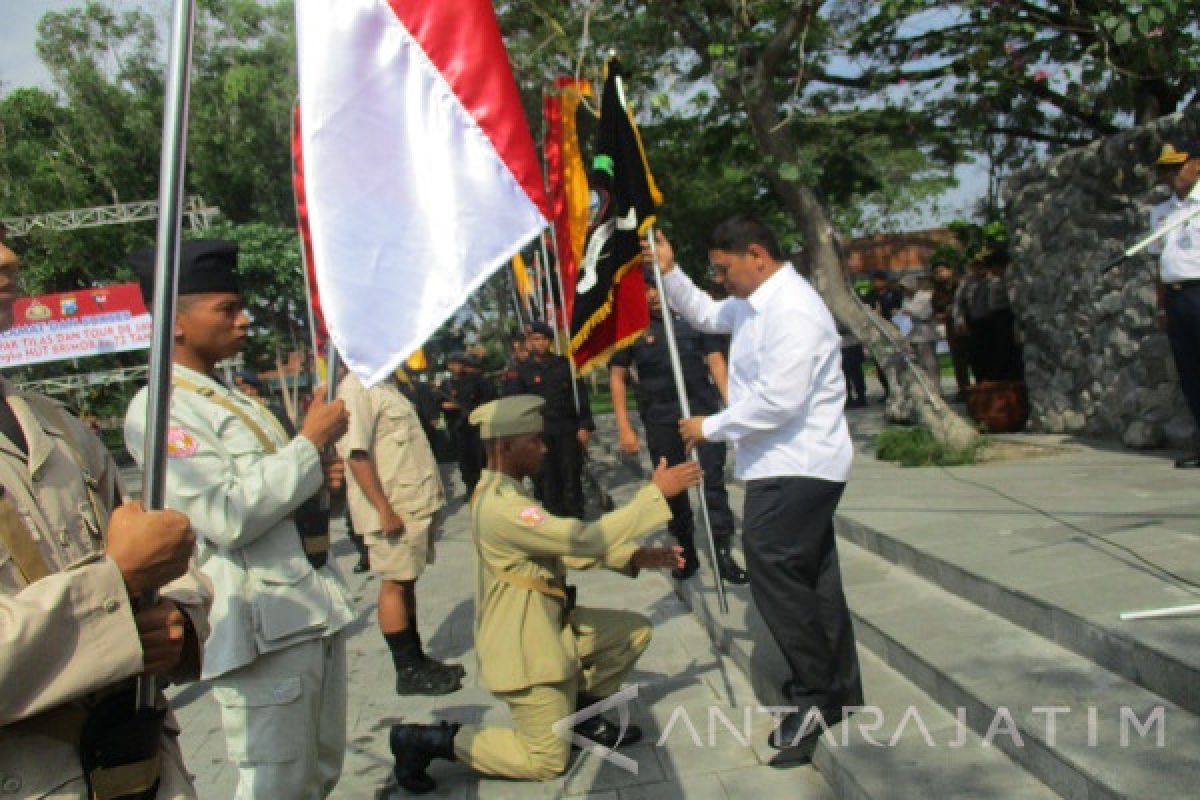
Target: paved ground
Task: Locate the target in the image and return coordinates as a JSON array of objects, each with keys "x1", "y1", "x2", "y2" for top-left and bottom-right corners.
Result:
[
  {"x1": 164, "y1": 384, "x2": 1200, "y2": 799},
  {"x1": 169, "y1": 461, "x2": 835, "y2": 799}
]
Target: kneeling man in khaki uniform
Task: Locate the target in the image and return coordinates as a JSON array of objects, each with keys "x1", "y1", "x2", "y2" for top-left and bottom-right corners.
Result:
[{"x1": 388, "y1": 395, "x2": 700, "y2": 793}]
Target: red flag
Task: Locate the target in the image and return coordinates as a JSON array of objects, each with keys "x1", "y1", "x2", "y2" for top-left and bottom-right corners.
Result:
[
  {"x1": 290, "y1": 104, "x2": 328, "y2": 352},
  {"x1": 296, "y1": 0, "x2": 548, "y2": 385}
]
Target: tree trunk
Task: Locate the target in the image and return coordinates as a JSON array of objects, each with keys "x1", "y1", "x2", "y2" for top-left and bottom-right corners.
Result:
[{"x1": 723, "y1": 11, "x2": 981, "y2": 452}]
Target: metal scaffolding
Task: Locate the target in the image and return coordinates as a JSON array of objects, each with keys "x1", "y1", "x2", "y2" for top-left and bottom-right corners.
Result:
[{"x1": 1, "y1": 195, "x2": 218, "y2": 237}]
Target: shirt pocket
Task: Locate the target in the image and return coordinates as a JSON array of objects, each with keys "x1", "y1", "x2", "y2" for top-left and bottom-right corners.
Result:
[
  {"x1": 211, "y1": 676, "x2": 304, "y2": 764},
  {"x1": 241, "y1": 531, "x2": 329, "y2": 642}
]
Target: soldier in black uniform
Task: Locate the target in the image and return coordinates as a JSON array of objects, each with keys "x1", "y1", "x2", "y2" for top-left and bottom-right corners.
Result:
[
  {"x1": 503, "y1": 321, "x2": 593, "y2": 518},
  {"x1": 442, "y1": 352, "x2": 493, "y2": 497},
  {"x1": 610, "y1": 278, "x2": 748, "y2": 584}
]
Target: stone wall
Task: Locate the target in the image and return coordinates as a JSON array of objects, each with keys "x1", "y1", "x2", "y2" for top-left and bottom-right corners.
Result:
[{"x1": 1004, "y1": 108, "x2": 1200, "y2": 448}]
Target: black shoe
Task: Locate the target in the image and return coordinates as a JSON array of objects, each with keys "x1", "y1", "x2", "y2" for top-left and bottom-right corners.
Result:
[
  {"x1": 571, "y1": 714, "x2": 643, "y2": 750},
  {"x1": 672, "y1": 544, "x2": 699, "y2": 581},
  {"x1": 395, "y1": 661, "x2": 462, "y2": 696},
  {"x1": 389, "y1": 721, "x2": 459, "y2": 794},
  {"x1": 423, "y1": 655, "x2": 467, "y2": 681},
  {"x1": 770, "y1": 705, "x2": 846, "y2": 750},
  {"x1": 715, "y1": 545, "x2": 748, "y2": 585},
  {"x1": 572, "y1": 694, "x2": 643, "y2": 749},
  {"x1": 352, "y1": 558, "x2": 370, "y2": 574},
  {"x1": 1175, "y1": 455, "x2": 1200, "y2": 468}
]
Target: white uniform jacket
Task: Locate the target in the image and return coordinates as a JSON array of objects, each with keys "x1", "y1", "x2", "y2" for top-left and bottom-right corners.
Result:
[{"x1": 125, "y1": 365, "x2": 355, "y2": 680}]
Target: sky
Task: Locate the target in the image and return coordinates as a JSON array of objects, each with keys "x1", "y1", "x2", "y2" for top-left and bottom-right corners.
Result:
[
  {"x1": 0, "y1": 0, "x2": 89, "y2": 91},
  {"x1": 2, "y1": 0, "x2": 986, "y2": 232}
]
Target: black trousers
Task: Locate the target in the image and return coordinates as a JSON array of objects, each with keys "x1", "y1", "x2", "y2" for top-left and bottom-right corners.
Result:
[
  {"x1": 643, "y1": 418, "x2": 735, "y2": 546},
  {"x1": 539, "y1": 430, "x2": 584, "y2": 518},
  {"x1": 743, "y1": 476, "x2": 862, "y2": 711},
  {"x1": 456, "y1": 425, "x2": 485, "y2": 496},
  {"x1": 1166, "y1": 284, "x2": 1200, "y2": 450},
  {"x1": 841, "y1": 345, "x2": 866, "y2": 402}
]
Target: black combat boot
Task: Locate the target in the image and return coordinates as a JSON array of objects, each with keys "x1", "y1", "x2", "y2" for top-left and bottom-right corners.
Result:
[
  {"x1": 414, "y1": 626, "x2": 467, "y2": 680},
  {"x1": 714, "y1": 540, "x2": 748, "y2": 585},
  {"x1": 572, "y1": 694, "x2": 643, "y2": 749},
  {"x1": 389, "y1": 721, "x2": 459, "y2": 794}
]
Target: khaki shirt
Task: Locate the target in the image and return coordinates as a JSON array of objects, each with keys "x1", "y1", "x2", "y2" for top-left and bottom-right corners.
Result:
[
  {"x1": 0, "y1": 380, "x2": 211, "y2": 798},
  {"x1": 336, "y1": 373, "x2": 444, "y2": 533},
  {"x1": 125, "y1": 364, "x2": 354, "y2": 680},
  {"x1": 470, "y1": 469, "x2": 671, "y2": 693}
]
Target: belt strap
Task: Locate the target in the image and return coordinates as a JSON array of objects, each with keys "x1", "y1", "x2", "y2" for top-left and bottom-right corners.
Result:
[
  {"x1": 0, "y1": 493, "x2": 50, "y2": 585},
  {"x1": 171, "y1": 376, "x2": 285, "y2": 454},
  {"x1": 488, "y1": 568, "x2": 567, "y2": 600},
  {"x1": 89, "y1": 754, "x2": 161, "y2": 799},
  {"x1": 302, "y1": 533, "x2": 330, "y2": 556}
]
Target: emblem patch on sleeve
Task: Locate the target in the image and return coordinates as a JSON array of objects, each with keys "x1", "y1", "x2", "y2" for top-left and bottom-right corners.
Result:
[
  {"x1": 166, "y1": 427, "x2": 199, "y2": 458},
  {"x1": 518, "y1": 506, "x2": 547, "y2": 526}
]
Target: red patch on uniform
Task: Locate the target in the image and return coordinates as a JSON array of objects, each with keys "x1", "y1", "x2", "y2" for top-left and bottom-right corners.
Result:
[
  {"x1": 166, "y1": 427, "x2": 199, "y2": 458},
  {"x1": 534, "y1": 375, "x2": 542, "y2": 383},
  {"x1": 518, "y1": 506, "x2": 546, "y2": 526}
]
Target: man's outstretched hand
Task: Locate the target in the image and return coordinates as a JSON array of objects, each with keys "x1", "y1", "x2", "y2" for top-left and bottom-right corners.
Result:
[
  {"x1": 631, "y1": 544, "x2": 685, "y2": 571},
  {"x1": 650, "y1": 457, "x2": 702, "y2": 498}
]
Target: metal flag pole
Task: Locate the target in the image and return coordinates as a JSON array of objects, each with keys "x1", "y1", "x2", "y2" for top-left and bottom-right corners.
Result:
[
  {"x1": 540, "y1": 231, "x2": 582, "y2": 413},
  {"x1": 531, "y1": 250, "x2": 545, "y2": 322},
  {"x1": 646, "y1": 226, "x2": 728, "y2": 614},
  {"x1": 137, "y1": 0, "x2": 197, "y2": 709},
  {"x1": 1105, "y1": 201, "x2": 1200, "y2": 269},
  {"x1": 508, "y1": 260, "x2": 527, "y2": 328},
  {"x1": 1119, "y1": 603, "x2": 1200, "y2": 621}
]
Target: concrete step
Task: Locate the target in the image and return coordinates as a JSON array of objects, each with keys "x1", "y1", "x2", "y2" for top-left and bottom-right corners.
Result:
[
  {"x1": 836, "y1": 510, "x2": 1200, "y2": 716},
  {"x1": 816, "y1": 648, "x2": 1061, "y2": 800},
  {"x1": 839, "y1": 539, "x2": 1200, "y2": 800},
  {"x1": 671, "y1": 549, "x2": 1061, "y2": 799}
]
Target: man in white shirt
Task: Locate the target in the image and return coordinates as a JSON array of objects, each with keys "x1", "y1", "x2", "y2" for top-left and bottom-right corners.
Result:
[
  {"x1": 1149, "y1": 139, "x2": 1200, "y2": 468},
  {"x1": 647, "y1": 216, "x2": 862, "y2": 764}
]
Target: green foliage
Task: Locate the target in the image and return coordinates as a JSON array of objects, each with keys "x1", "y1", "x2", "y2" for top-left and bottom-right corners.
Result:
[
  {"x1": 874, "y1": 426, "x2": 986, "y2": 467},
  {"x1": 496, "y1": 1, "x2": 960, "y2": 239}
]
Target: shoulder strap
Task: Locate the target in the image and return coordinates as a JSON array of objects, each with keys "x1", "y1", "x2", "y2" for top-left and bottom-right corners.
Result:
[
  {"x1": 172, "y1": 376, "x2": 278, "y2": 454},
  {"x1": 0, "y1": 492, "x2": 50, "y2": 585},
  {"x1": 18, "y1": 393, "x2": 107, "y2": 533}
]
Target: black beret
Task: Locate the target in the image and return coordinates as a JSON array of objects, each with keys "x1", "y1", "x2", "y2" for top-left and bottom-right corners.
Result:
[
  {"x1": 130, "y1": 239, "x2": 240, "y2": 306},
  {"x1": 447, "y1": 350, "x2": 467, "y2": 364},
  {"x1": 529, "y1": 321, "x2": 554, "y2": 338}
]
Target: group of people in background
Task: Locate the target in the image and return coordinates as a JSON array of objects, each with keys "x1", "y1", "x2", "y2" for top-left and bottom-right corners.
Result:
[{"x1": 840, "y1": 246, "x2": 1024, "y2": 407}]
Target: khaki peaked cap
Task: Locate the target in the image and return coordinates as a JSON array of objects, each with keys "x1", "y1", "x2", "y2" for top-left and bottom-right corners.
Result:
[{"x1": 470, "y1": 395, "x2": 545, "y2": 439}]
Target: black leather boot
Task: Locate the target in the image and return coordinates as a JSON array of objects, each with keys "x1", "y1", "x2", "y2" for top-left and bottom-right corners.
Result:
[
  {"x1": 389, "y1": 721, "x2": 459, "y2": 794},
  {"x1": 573, "y1": 695, "x2": 643, "y2": 749},
  {"x1": 715, "y1": 540, "x2": 748, "y2": 585}
]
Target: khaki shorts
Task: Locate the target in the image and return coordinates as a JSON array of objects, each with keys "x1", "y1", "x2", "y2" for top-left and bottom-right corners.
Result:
[{"x1": 366, "y1": 510, "x2": 442, "y2": 581}]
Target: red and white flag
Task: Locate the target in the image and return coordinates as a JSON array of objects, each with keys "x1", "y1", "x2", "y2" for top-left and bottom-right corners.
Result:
[{"x1": 295, "y1": 0, "x2": 549, "y2": 385}]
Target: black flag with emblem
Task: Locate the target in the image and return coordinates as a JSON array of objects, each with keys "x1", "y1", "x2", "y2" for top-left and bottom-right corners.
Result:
[{"x1": 568, "y1": 59, "x2": 660, "y2": 374}]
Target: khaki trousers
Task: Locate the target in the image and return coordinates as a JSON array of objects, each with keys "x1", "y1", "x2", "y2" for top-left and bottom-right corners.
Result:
[
  {"x1": 210, "y1": 632, "x2": 347, "y2": 800},
  {"x1": 456, "y1": 608, "x2": 651, "y2": 781}
]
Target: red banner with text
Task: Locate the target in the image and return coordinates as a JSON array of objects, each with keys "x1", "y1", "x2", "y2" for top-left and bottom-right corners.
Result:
[{"x1": 0, "y1": 283, "x2": 151, "y2": 367}]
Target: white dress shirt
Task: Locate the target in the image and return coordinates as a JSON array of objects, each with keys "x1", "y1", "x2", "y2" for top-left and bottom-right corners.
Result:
[
  {"x1": 1151, "y1": 190, "x2": 1200, "y2": 282},
  {"x1": 663, "y1": 263, "x2": 853, "y2": 483}
]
